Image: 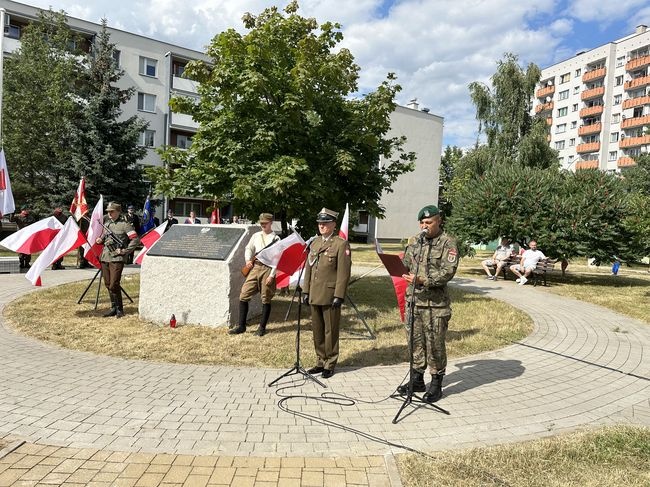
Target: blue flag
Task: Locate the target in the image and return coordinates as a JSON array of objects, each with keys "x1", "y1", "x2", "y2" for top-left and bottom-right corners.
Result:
[{"x1": 141, "y1": 196, "x2": 155, "y2": 234}]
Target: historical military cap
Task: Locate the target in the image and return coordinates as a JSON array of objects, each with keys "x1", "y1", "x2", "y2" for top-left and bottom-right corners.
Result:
[
  {"x1": 417, "y1": 205, "x2": 439, "y2": 220},
  {"x1": 106, "y1": 201, "x2": 122, "y2": 212},
  {"x1": 127, "y1": 205, "x2": 135, "y2": 210},
  {"x1": 316, "y1": 208, "x2": 338, "y2": 223},
  {"x1": 258, "y1": 213, "x2": 274, "y2": 223}
]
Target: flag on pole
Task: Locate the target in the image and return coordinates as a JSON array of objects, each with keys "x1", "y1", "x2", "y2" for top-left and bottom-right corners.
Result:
[
  {"x1": 256, "y1": 232, "x2": 307, "y2": 287},
  {"x1": 82, "y1": 195, "x2": 104, "y2": 269},
  {"x1": 69, "y1": 177, "x2": 88, "y2": 221},
  {"x1": 338, "y1": 203, "x2": 349, "y2": 240},
  {"x1": 0, "y1": 149, "x2": 16, "y2": 217},
  {"x1": 25, "y1": 218, "x2": 86, "y2": 286},
  {"x1": 375, "y1": 239, "x2": 408, "y2": 322},
  {"x1": 134, "y1": 219, "x2": 168, "y2": 264},
  {"x1": 0, "y1": 216, "x2": 63, "y2": 254},
  {"x1": 140, "y1": 195, "x2": 155, "y2": 234},
  {"x1": 210, "y1": 207, "x2": 220, "y2": 224}
]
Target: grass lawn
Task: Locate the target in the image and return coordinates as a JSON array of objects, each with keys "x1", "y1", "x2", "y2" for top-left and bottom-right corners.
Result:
[
  {"x1": 397, "y1": 425, "x2": 650, "y2": 487},
  {"x1": 4, "y1": 274, "x2": 532, "y2": 367}
]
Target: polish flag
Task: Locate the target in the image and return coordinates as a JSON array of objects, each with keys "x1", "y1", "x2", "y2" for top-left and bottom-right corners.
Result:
[
  {"x1": 70, "y1": 177, "x2": 88, "y2": 221},
  {"x1": 376, "y1": 239, "x2": 408, "y2": 322},
  {"x1": 210, "y1": 207, "x2": 220, "y2": 224},
  {"x1": 25, "y1": 218, "x2": 86, "y2": 286},
  {"x1": 134, "y1": 220, "x2": 168, "y2": 264},
  {"x1": 338, "y1": 203, "x2": 349, "y2": 240},
  {"x1": 0, "y1": 149, "x2": 16, "y2": 217},
  {"x1": 0, "y1": 216, "x2": 63, "y2": 254},
  {"x1": 82, "y1": 196, "x2": 104, "y2": 269},
  {"x1": 256, "y1": 232, "x2": 307, "y2": 286}
]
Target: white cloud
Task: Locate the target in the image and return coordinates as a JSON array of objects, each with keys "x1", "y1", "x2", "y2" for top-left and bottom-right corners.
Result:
[{"x1": 568, "y1": 0, "x2": 649, "y2": 23}]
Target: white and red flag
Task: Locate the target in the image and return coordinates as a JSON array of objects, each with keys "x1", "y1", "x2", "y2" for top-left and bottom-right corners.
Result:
[
  {"x1": 210, "y1": 207, "x2": 220, "y2": 224},
  {"x1": 0, "y1": 149, "x2": 16, "y2": 217},
  {"x1": 70, "y1": 177, "x2": 88, "y2": 221},
  {"x1": 25, "y1": 218, "x2": 86, "y2": 286},
  {"x1": 256, "y1": 232, "x2": 307, "y2": 287},
  {"x1": 375, "y1": 239, "x2": 408, "y2": 322},
  {"x1": 338, "y1": 203, "x2": 349, "y2": 240},
  {"x1": 82, "y1": 195, "x2": 104, "y2": 269},
  {"x1": 134, "y1": 220, "x2": 168, "y2": 265},
  {"x1": 0, "y1": 216, "x2": 63, "y2": 254}
]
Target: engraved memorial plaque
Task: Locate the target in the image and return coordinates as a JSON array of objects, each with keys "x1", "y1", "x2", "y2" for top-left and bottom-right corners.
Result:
[{"x1": 147, "y1": 225, "x2": 246, "y2": 260}]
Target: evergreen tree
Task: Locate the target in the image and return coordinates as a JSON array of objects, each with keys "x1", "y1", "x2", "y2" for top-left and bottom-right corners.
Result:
[{"x1": 438, "y1": 146, "x2": 463, "y2": 218}]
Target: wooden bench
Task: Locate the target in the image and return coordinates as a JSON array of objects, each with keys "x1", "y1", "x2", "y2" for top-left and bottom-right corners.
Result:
[
  {"x1": 530, "y1": 259, "x2": 556, "y2": 287},
  {"x1": 486, "y1": 256, "x2": 520, "y2": 280}
]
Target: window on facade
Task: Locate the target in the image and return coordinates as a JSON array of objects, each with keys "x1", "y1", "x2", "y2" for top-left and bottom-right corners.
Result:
[
  {"x1": 568, "y1": 155, "x2": 574, "y2": 163},
  {"x1": 173, "y1": 201, "x2": 202, "y2": 216},
  {"x1": 575, "y1": 69, "x2": 581, "y2": 77},
  {"x1": 560, "y1": 73, "x2": 570, "y2": 83},
  {"x1": 4, "y1": 24, "x2": 21, "y2": 39},
  {"x1": 569, "y1": 138, "x2": 576, "y2": 147},
  {"x1": 556, "y1": 123, "x2": 567, "y2": 134},
  {"x1": 139, "y1": 130, "x2": 155, "y2": 147},
  {"x1": 173, "y1": 63, "x2": 186, "y2": 77},
  {"x1": 139, "y1": 56, "x2": 158, "y2": 77},
  {"x1": 571, "y1": 121, "x2": 577, "y2": 129},
  {"x1": 557, "y1": 107, "x2": 568, "y2": 117},
  {"x1": 613, "y1": 94, "x2": 622, "y2": 105},
  {"x1": 572, "y1": 103, "x2": 578, "y2": 112},
  {"x1": 558, "y1": 90, "x2": 569, "y2": 100},
  {"x1": 176, "y1": 134, "x2": 192, "y2": 149},
  {"x1": 615, "y1": 75, "x2": 624, "y2": 86},
  {"x1": 612, "y1": 113, "x2": 620, "y2": 123},
  {"x1": 555, "y1": 140, "x2": 565, "y2": 150},
  {"x1": 137, "y1": 92, "x2": 156, "y2": 112},
  {"x1": 616, "y1": 56, "x2": 625, "y2": 67},
  {"x1": 558, "y1": 157, "x2": 564, "y2": 165},
  {"x1": 573, "y1": 86, "x2": 580, "y2": 94},
  {"x1": 610, "y1": 132, "x2": 619, "y2": 142},
  {"x1": 609, "y1": 151, "x2": 617, "y2": 161},
  {"x1": 112, "y1": 49, "x2": 121, "y2": 67}
]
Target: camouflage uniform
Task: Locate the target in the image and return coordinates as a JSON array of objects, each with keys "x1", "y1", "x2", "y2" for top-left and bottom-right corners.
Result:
[{"x1": 402, "y1": 230, "x2": 459, "y2": 375}]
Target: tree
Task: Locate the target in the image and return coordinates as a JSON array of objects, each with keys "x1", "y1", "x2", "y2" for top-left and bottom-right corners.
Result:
[
  {"x1": 620, "y1": 155, "x2": 650, "y2": 257},
  {"x1": 438, "y1": 146, "x2": 463, "y2": 218},
  {"x1": 150, "y1": 2, "x2": 414, "y2": 234},
  {"x1": 70, "y1": 20, "x2": 148, "y2": 206},
  {"x1": 3, "y1": 10, "x2": 84, "y2": 215}
]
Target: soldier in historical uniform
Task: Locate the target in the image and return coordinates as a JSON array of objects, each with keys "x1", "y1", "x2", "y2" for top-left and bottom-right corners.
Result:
[
  {"x1": 398, "y1": 204, "x2": 459, "y2": 403},
  {"x1": 302, "y1": 208, "x2": 352, "y2": 379},
  {"x1": 11, "y1": 206, "x2": 35, "y2": 269},
  {"x1": 230, "y1": 213, "x2": 280, "y2": 336},
  {"x1": 95, "y1": 202, "x2": 139, "y2": 318}
]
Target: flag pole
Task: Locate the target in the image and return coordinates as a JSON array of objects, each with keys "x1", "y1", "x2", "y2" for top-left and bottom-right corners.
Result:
[{"x1": 0, "y1": 8, "x2": 6, "y2": 146}]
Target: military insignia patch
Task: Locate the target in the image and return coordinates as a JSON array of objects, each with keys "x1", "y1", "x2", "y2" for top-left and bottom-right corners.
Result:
[{"x1": 448, "y1": 248, "x2": 458, "y2": 263}]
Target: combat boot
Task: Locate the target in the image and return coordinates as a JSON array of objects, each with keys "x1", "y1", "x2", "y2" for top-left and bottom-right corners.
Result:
[
  {"x1": 255, "y1": 303, "x2": 272, "y2": 337},
  {"x1": 115, "y1": 292, "x2": 124, "y2": 318},
  {"x1": 397, "y1": 370, "x2": 426, "y2": 394},
  {"x1": 423, "y1": 373, "x2": 444, "y2": 403},
  {"x1": 229, "y1": 301, "x2": 248, "y2": 335},
  {"x1": 103, "y1": 293, "x2": 117, "y2": 317}
]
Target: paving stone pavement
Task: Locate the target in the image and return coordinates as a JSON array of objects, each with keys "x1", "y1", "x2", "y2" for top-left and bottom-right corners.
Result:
[{"x1": 0, "y1": 267, "x2": 648, "y2": 486}]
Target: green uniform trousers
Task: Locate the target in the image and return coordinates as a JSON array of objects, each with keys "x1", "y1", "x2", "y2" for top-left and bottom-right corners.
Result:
[
  {"x1": 310, "y1": 304, "x2": 340, "y2": 371},
  {"x1": 405, "y1": 307, "x2": 449, "y2": 375},
  {"x1": 239, "y1": 263, "x2": 275, "y2": 304}
]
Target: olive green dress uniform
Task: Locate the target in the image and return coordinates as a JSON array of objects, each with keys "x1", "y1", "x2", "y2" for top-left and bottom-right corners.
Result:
[
  {"x1": 402, "y1": 230, "x2": 458, "y2": 376},
  {"x1": 304, "y1": 234, "x2": 352, "y2": 372}
]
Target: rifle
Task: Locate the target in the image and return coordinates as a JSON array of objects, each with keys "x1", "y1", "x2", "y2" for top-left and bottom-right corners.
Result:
[
  {"x1": 82, "y1": 215, "x2": 128, "y2": 253},
  {"x1": 241, "y1": 235, "x2": 279, "y2": 277}
]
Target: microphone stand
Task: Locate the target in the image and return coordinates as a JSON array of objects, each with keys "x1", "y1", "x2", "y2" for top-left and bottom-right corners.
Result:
[
  {"x1": 391, "y1": 232, "x2": 447, "y2": 423},
  {"x1": 268, "y1": 239, "x2": 326, "y2": 388}
]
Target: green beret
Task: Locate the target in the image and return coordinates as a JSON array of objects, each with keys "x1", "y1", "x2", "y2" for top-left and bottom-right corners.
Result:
[{"x1": 417, "y1": 205, "x2": 439, "y2": 220}]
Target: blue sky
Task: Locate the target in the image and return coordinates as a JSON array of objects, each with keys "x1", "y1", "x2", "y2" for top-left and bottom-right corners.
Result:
[{"x1": 16, "y1": 0, "x2": 650, "y2": 148}]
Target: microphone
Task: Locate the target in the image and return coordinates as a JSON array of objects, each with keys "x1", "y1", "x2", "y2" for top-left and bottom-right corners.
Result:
[
  {"x1": 305, "y1": 235, "x2": 318, "y2": 248},
  {"x1": 419, "y1": 229, "x2": 428, "y2": 242}
]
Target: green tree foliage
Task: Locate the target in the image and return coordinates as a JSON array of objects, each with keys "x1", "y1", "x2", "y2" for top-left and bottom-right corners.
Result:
[
  {"x1": 438, "y1": 146, "x2": 463, "y2": 218},
  {"x1": 620, "y1": 155, "x2": 650, "y2": 255},
  {"x1": 70, "y1": 20, "x2": 148, "y2": 206},
  {"x1": 3, "y1": 10, "x2": 83, "y2": 215},
  {"x1": 151, "y1": 1, "x2": 414, "y2": 233}
]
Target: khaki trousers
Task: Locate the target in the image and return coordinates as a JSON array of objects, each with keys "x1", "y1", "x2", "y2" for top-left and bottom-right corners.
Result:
[{"x1": 310, "y1": 305, "x2": 340, "y2": 371}]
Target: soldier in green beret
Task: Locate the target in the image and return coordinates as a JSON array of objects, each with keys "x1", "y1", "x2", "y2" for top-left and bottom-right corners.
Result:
[{"x1": 398, "y1": 204, "x2": 459, "y2": 402}]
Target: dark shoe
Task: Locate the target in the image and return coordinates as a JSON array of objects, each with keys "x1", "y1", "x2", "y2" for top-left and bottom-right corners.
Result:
[
  {"x1": 116, "y1": 309, "x2": 124, "y2": 318},
  {"x1": 254, "y1": 326, "x2": 266, "y2": 337},
  {"x1": 232, "y1": 301, "x2": 249, "y2": 330},
  {"x1": 322, "y1": 369, "x2": 335, "y2": 379},
  {"x1": 307, "y1": 366, "x2": 324, "y2": 374},
  {"x1": 103, "y1": 307, "x2": 117, "y2": 317},
  {"x1": 397, "y1": 371, "x2": 426, "y2": 394},
  {"x1": 229, "y1": 325, "x2": 246, "y2": 335},
  {"x1": 423, "y1": 374, "x2": 444, "y2": 403}
]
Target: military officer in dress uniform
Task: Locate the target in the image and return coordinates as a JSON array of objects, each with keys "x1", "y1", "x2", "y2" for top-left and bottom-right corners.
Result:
[
  {"x1": 230, "y1": 213, "x2": 280, "y2": 336},
  {"x1": 95, "y1": 202, "x2": 139, "y2": 318},
  {"x1": 398, "y1": 204, "x2": 459, "y2": 402},
  {"x1": 302, "y1": 208, "x2": 352, "y2": 379}
]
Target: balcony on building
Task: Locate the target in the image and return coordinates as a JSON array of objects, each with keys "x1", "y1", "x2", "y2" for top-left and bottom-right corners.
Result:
[
  {"x1": 582, "y1": 67, "x2": 606, "y2": 83},
  {"x1": 619, "y1": 134, "x2": 650, "y2": 148},
  {"x1": 171, "y1": 58, "x2": 200, "y2": 94},
  {"x1": 623, "y1": 95, "x2": 650, "y2": 109},
  {"x1": 617, "y1": 156, "x2": 636, "y2": 167},
  {"x1": 621, "y1": 113, "x2": 650, "y2": 129},
  {"x1": 545, "y1": 117, "x2": 553, "y2": 126},
  {"x1": 578, "y1": 122, "x2": 601, "y2": 136},
  {"x1": 535, "y1": 101, "x2": 553, "y2": 114},
  {"x1": 624, "y1": 75, "x2": 650, "y2": 91},
  {"x1": 575, "y1": 160, "x2": 599, "y2": 170},
  {"x1": 579, "y1": 105, "x2": 603, "y2": 118},
  {"x1": 625, "y1": 54, "x2": 650, "y2": 72},
  {"x1": 580, "y1": 86, "x2": 605, "y2": 101},
  {"x1": 576, "y1": 141, "x2": 600, "y2": 153},
  {"x1": 536, "y1": 84, "x2": 555, "y2": 99},
  {"x1": 170, "y1": 110, "x2": 199, "y2": 130}
]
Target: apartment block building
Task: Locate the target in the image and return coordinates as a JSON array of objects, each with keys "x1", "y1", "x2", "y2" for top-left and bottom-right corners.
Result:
[
  {"x1": 534, "y1": 25, "x2": 650, "y2": 172},
  {"x1": 1, "y1": 0, "x2": 443, "y2": 239}
]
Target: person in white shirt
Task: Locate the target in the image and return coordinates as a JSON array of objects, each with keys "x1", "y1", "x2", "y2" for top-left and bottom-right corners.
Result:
[
  {"x1": 229, "y1": 213, "x2": 280, "y2": 336},
  {"x1": 481, "y1": 238, "x2": 513, "y2": 280},
  {"x1": 510, "y1": 240, "x2": 546, "y2": 286}
]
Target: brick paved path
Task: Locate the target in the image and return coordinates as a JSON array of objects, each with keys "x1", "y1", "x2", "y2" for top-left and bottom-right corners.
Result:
[{"x1": 0, "y1": 267, "x2": 648, "y2": 486}]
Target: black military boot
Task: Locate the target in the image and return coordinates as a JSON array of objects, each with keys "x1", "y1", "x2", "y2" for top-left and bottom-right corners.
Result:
[
  {"x1": 103, "y1": 293, "x2": 117, "y2": 317},
  {"x1": 115, "y1": 293, "x2": 124, "y2": 318},
  {"x1": 423, "y1": 373, "x2": 444, "y2": 403},
  {"x1": 229, "y1": 301, "x2": 248, "y2": 335},
  {"x1": 397, "y1": 370, "x2": 426, "y2": 394},
  {"x1": 255, "y1": 303, "x2": 272, "y2": 337}
]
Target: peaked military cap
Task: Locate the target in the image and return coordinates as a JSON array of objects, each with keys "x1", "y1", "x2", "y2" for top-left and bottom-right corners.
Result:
[
  {"x1": 258, "y1": 213, "x2": 273, "y2": 223},
  {"x1": 106, "y1": 202, "x2": 122, "y2": 212},
  {"x1": 316, "y1": 208, "x2": 338, "y2": 223},
  {"x1": 417, "y1": 205, "x2": 439, "y2": 220}
]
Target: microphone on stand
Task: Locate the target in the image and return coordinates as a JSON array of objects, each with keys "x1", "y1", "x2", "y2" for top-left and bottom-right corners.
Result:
[
  {"x1": 418, "y1": 229, "x2": 428, "y2": 243},
  {"x1": 304, "y1": 235, "x2": 318, "y2": 250}
]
